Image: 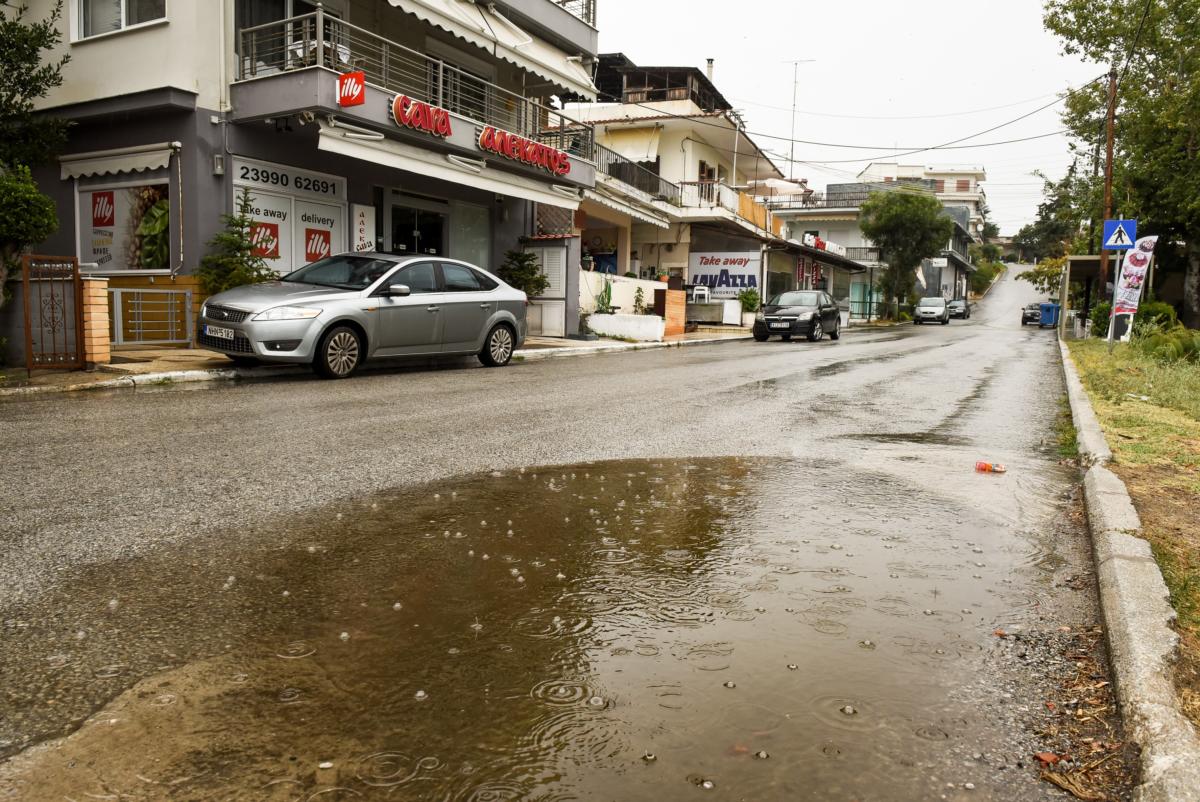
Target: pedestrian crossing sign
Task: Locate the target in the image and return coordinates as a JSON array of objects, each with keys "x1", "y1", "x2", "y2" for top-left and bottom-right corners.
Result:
[{"x1": 1102, "y1": 219, "x2": 1137, "y2": 250}]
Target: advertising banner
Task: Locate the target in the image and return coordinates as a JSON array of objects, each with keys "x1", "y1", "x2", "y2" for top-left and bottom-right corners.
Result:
[
  {"x1": 1113, "y1": 235, "x2": 1159, "y2": 315},
  {"x1": 76, "y1": 184, "x2": 170, "y2": 270},
  {"x1": 688, "y1": 251, "x2": 760, "y2": 299}
]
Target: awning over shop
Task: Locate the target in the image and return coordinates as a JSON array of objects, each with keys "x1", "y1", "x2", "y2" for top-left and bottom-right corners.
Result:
[
  {"x1": 602, "y1": 126, "x2": 661, "y2": 162},
  {"x1": 384, "y1": 0, "x2": 597, "y2": 99},
  {"x1": 584, "y1": 187, "x2": 668, "y2": 228},
  {"x1": 317, "y1": 122, "x2": 582, "y2": 211},
  {"x1": 60, "y1": 142, "x2": 179, "y2": 180}
]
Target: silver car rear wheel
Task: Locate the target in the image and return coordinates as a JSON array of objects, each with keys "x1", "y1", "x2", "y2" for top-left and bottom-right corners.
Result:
[
  {"x1": 479, "y1": 324, "x2": 515, "y2": 367},
  {"x1": 315, "y1": 326, "x2": 362, "y2": 379}
]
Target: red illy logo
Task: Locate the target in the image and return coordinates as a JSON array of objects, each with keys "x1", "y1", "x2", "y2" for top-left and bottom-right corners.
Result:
[
  {"x1": 250, "y1": 222, "x2": 280, "y2": 259},
  {"x1": 337, "y1": 71, "x2": 366, "y2": 107},
  {"x1": 305, "y1": 228, "x2": 332, "y2": 262},
  {"x1": 92, "y1": 191, "x2": 115, "y2": 227}
]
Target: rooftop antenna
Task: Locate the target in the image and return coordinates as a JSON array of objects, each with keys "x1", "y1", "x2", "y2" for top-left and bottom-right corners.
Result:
[{"x1": 784, "y1": 59, "x2": 817, "y2": 180}]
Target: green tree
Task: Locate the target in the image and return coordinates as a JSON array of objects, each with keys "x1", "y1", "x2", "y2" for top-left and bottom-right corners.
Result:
[
  {"x1": 1018, "y1": 255, "x2": 1067, "y2": 295},
  {"x1": 197, "y1": 187, "x2": 278, "y2": 295},
  {"x1": 496, "y1": 250, "x2": 550, "y2": 298},
  {"x1": 1045, "y1": 0, "x2": 1200, "y2": 327},
  {"x1": 0, "y1": 165, "x2": 58, "y2": 299},
  {"x1": 1011, "y1": 162, "x2": 1094, "y2": 261},
  {"x1": 859, "y1": 191, "x2": 954, "y2": 318},
  {"x1": 0, "y1": 1, "x2": 70, "y2": 169}
]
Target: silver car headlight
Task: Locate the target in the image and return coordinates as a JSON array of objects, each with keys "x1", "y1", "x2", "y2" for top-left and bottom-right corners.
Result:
[{"x1": 253, "y1": 306, "x2": 323, "y2": 321}]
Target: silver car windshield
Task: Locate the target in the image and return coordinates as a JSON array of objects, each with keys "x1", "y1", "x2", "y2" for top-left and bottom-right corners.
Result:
[
  {"x1": 918, "y1": 298, "x2": 946, "y2": 307},
  {"x1": 283, "y1": 255, "x2": 397, "y2": 290}
]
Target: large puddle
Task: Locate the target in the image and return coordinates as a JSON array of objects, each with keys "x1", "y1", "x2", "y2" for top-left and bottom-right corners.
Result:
[{"x1": 1, "y1": 457, "x2": 1074, "y2": 800}]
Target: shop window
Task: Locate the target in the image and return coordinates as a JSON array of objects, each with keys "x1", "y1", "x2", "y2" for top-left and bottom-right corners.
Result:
[
  {"x1": 79, "y1": 0, "x2": 165, "y2": 38},
  {"x1": 77, "y1": 182, "x2": 171, "y2": 271}
]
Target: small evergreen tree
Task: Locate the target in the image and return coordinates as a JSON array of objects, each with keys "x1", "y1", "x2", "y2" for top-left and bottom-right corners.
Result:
[
  {"x1": 198, "y1": 187, "x2": 278, "y2": 295},
  {"x1": 496, "y1": 250, "x2": 549, "y2": 298}
]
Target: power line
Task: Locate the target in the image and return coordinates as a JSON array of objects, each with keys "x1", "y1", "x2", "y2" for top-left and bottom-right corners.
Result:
[
  {"x1": 1120, "y1": 0, "x2": 1154, "y2": 81},
  {"x1": 728, "y1": 90, "x2": 1063, "y2": 121}
]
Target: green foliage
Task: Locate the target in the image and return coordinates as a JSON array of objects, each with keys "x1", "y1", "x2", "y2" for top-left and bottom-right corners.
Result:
[
  {"x1": 1018, "y1": 256, "x2": 1067, "y2": 295},
  {"x1": 496, "y1": 249, "x2": 549, "y2": 298},
  {"x1": 1045, "y1": 0, "x2": 1200, "y2": 326},
  {"x1": 594, "y1": 279, "x2": 614, "y2": 314},
  {"x1": 623, "y1": 271, "x2": 637, "y2": 278},
  {"x1": 1090, "y1": 301, "x2": 1112, "y2": 337},
  {"x1": 633, "y1": 286, "x2": 646, "y2": 315},
  {"x1": 135, "y1": 198, "x2": 170, "y2": 270},
  {"x1": 1138, "y1": 327, "x2": 1200, "y2": 363},
  {"x1": 197, "y1": 187, "x2": 277, "y2": 296},
  {"x1": 0, "y1": 164, "x2": 58, "y2": 299},
  {"x1": 859, "y1": 191, "x2": 954, "y2": 318},
  {"x1": 970, "y1": 260, "x2": 1003, "y2": 294},
  {"x1": 737, "y1": 287, "x2": 760, "y2": 313},
  {"x1": 1136, "y1": 300, "x2": 1178, "y2": 328},
  {"x1": 1012, "y1": 163, "x2": 1094, "y2": 261},
  {"x1": 0, "y1": 2, "x2": 70, "y2": 169}
]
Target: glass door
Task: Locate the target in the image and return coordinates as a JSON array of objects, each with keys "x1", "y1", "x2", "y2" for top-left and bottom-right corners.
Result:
[{"x1": 389, "y1": 206, "x2": 446, "y2": 257}]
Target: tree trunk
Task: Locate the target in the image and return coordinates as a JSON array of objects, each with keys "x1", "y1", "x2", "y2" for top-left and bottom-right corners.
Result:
[{"x1": 1184, "y1": 240, "x2": 1200, "y2": 329}]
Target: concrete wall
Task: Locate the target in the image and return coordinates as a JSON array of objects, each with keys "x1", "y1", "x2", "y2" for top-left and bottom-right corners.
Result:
[
  {"x1": 586, "y1": 313, "x2": 665, "y2": 342},
  {"x1": 579, "y1": 271, "x2": 665, "y2": 314}
]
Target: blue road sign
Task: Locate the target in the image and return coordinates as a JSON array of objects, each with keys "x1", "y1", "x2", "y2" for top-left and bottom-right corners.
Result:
[{"x1": 1102, "y1": 219, "x2": 1137, "y2": 250}]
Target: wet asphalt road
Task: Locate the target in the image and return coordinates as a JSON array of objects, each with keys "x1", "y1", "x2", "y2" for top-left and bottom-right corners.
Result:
[{"x1": 0, "y1": 270, "x2": 1128, "y2": 800}]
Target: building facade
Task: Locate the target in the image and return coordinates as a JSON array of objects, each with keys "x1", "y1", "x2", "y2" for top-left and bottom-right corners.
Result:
[{"x1": 27, "y1": 0, "x2": 602, "y2": 345}]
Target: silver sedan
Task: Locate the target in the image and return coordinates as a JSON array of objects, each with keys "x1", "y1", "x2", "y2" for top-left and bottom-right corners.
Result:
[{"x1": 197, "y1": 253, "x2": 527, "y2": 378}]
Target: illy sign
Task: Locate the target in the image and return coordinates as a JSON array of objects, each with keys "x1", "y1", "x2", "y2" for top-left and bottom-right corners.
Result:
[
  {"x1": 305, "y1": 228, "x2": 332, "y2": 262},
  {"x1": 337, "y1": 71, "x2": 366, "y2": 107},
  {"x1": 92, "y1": 191, "x2": 115, "y2": 227}
]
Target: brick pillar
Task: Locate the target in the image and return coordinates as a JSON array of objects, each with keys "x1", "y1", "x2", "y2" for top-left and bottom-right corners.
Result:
[{"x1": 80, "y1": 277, "x2": 111, "y2": 369}]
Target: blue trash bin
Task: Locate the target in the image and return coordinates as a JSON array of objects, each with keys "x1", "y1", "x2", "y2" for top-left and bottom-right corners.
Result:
[{"x1": 1038, "y1": 303, "x2": 1061, "y2": 328}]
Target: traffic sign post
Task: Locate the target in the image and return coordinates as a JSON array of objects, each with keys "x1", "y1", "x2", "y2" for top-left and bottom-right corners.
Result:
[{"x1": 1102, "y1": 219, "x2": 1137, "y2": 352}]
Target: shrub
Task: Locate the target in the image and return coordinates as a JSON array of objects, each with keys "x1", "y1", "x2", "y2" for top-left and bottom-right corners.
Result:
[
  {"x1": 0, "y1": 165, "x2": 58, "y2": 306},
  {"x1": 737, "y1": 288, "x2": 760, "y2": 313},
  {"x1": 1090, "y1": 302, "x2": 1111, "y2": 337},
  {"x1": 496, "y1": 249, "x2": 549, "y2": 298},
  {"x1": 198, "y1": 187, "x2": 278, "y2": 296},
  {"x1": 623, "y1": 271, "x2": 637, "y2": 278},
  {"x1": 1136, "y1": 300, "x2": 1177, "y2": 327},
  {"x1": 1139, "y1": 327, "x2": 1200, "y2": 363}
]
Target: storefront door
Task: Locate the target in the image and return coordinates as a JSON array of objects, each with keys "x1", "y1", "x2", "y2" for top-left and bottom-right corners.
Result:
[{"x1": 389, "y1": 206, "x2": 446, "y2": 257}]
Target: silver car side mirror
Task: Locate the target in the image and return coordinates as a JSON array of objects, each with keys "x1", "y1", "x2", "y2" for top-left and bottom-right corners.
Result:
[{"x1": 388, "y1": 284, "x2": 411, "y2": 297}]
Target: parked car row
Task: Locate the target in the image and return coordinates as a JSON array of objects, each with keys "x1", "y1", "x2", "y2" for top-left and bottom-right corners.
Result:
[{"x1": 197, "y1": 253, "x2": 528, "y2": 379}]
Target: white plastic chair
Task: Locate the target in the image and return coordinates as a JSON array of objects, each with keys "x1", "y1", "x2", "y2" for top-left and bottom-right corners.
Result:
[{"x1": 692, "y1": 286, "x2": 710, "y2": 303}]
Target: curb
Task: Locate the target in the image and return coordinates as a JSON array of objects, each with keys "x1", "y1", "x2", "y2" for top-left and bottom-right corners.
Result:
[
  {"x1": 1059, "y1": 339, "x2": 1200, "y2": 802},
  {"x1": 0, "y1": 336, "x2": 754, "y2": 398}
]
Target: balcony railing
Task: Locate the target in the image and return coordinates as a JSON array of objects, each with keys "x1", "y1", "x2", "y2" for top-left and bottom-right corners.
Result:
[
  {"x1": 237, "y1": 12, "x2": 593, "y2": 158},
  {"x1": 767, "y1": 190, "x2": 875, "y2": 210},
  {"x1": 551, "y1": 0, "x2": 596, "y2": 25},
  {"x1": 845, "y1": 246, "x2": 882, "y2": 263},
  {"x1": 680, "y1": 180, "x2": 775, "y2": 233},
  {"x1": 593, "y1": 143, "x2": 681, "y2": 205}
]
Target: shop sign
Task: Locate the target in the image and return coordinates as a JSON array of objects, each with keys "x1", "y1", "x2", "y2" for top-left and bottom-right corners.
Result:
[
  {"x1": 77, "y1": 184, "x2": 170, "y2": 270},
  {"x1": 391, "y1": 95, "x2": 453, "y2": 138},
  {"x1": 251, "y1": 222, "x2": 281, "y2": 259},
  {"x1": 305, "y1": 228, "x2": 332, "y2": 262},
  {"x1": 232, "y1": 157, "x2": 345, "y2": 201},
  {"x1": 92, "y1": 191, "x2": 115, "y2": 227},
  {"x1": 688, "y1": 251, "x2": 760, "y2": 300},
  {"x1": 802, "y1": 232, "x2": 846, "y2": 256},
  {"x1": 351, "y1": 204, "x2": 376, "y2": 252},
  {"x1": 337, "y1": 71, "x2": 366, "y2": 107},
  {"x1": 478, "y1": 126, "x2": 571, "y2": 177}
]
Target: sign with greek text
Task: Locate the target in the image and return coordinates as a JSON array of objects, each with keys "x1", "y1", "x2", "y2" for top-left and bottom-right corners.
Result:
[
  {"x1": 478, "y1": 126, "x2": 571, "y2": 176},
  {"x1": 351, "y1": 204, "x2": 376, "y2": 252},
  {"x1": 1113, "y1": 235, "x2": 1159, "y2": 315},
  {"x1": 688, "y1": 251, "x2": 760, "y2": 299},
  {"x1": 391, "y1": 95, "x2": 453, "y2": 138}
]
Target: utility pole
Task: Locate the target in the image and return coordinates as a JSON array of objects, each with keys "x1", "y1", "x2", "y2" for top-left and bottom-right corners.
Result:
[
  {"x1": 784, "y1": 60, "x2": 816, "y2": 181},
  {"x1": 1100, "y1": 68, "x2": 1117, "y2": 287}
]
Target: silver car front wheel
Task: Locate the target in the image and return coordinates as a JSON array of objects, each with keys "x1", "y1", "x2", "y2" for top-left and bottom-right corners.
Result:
[
  {"x1": 479, "y1": 324, "x2": 515, "y2": 367},
  {"x1": 315, "y1": 326, "x2": 362, "y2": 379}
]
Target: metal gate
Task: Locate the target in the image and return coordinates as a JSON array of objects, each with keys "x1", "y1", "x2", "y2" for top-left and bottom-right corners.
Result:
[{"x1": 22, "y1": 255, "x2": 84, "y2": 373}]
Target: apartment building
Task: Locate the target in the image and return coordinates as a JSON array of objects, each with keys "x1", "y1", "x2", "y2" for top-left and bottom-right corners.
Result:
[
  {"x1": 29, "y1": 0, "x2": 600, "y2": 340},
  {"x1": 857, "y1": 162, "x2": 989, "y2": 241}
]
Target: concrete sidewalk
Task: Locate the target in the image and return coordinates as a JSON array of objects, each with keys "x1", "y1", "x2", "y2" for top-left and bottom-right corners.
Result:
[{"x1": 0, "y1": 330, "x2": 753, "y2": 397}]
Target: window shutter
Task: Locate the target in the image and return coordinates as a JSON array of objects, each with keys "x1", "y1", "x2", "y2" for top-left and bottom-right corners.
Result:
[
  {"x1": 956, "y1": 179, "x2": 970, "y2": 192},
  {"x1": 934, "y1": 179, "x2": 945, "y2": 193}
]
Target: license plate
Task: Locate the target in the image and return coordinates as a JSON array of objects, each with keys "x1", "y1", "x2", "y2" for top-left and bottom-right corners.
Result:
[
  {"x1": 205, "y1": 324, "x2": 235, "y2": 340},
  {"x1": 769, "y1": 322, "x2": 790, "y2": 329}
]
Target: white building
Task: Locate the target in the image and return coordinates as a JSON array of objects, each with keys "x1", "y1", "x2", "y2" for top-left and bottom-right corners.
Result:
[{"x1": 857, "y1": 163, "x2": 988, "y2": 241}]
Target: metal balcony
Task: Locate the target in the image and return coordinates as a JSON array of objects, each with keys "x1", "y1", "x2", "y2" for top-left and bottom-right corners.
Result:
[
  {"x1": 551, "y1": 0, "x2": 596, "y2": 25},
  {"x1": 236, "y1": 12, "x2": 594, "y2": 157},
  {"x1": 593, "y1": 144, "x2": 681, "y2": 205}
]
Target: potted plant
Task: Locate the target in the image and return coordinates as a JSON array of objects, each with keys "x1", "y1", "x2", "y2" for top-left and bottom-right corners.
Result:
[{"x1": 737, "y1": 288, "x2": 760, "y2": 327}]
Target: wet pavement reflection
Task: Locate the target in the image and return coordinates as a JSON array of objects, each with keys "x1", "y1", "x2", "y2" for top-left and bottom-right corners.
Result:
[{"x1": 0, "y1": 452, "x2": 1089, "y2": 800}]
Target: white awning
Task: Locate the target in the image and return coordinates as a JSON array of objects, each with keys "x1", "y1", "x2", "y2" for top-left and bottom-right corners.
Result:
[
  {"x1": 60, "y1": 142, "x2": 179, "y2": 180},
  {"x1": 584, "y1": 188, "x2": 668, "y2": 229},
  {"x1": 317, "y1": 123, "x2": 581, "y2": 210},
  {"x1": 603, "y1": 127, "x2": 661, "y2": 162},
  {"x1": 385, "y1": 0, "x2": 596, "y2": 99}
]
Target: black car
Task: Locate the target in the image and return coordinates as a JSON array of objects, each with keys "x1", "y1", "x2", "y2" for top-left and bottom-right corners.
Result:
[
  {"x1": 947, "y1": 299, "x2": 971, "y2": 319},
  {"x1": 1021, "y1": 303, "x2": 1041, "y2": 325},
  {"x1": 753, "y1": 290, "x2": 842, "y2": 342}
]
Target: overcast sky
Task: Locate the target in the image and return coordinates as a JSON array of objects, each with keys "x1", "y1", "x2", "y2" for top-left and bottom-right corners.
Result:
[{"x1": 597, "y1": 0, "x2": 1101, "y2": 236}]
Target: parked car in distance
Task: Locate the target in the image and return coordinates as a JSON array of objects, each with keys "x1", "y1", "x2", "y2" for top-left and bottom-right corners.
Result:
[
  {"x1": 1021, "y1": 303, "x2": 1042, "y2": 325},
  {"x1": 197, "y1": 253, "x2": 527, "y2": 379},
  {"x1": 947, "y1": 299, "x2": 971, "y2": 319},
  {"x1": 914, "y1": 296, "x2": 950, "y2": 325},
  {"x1": 753, "y1": 290, "x2": 842, "y2": 342}
]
